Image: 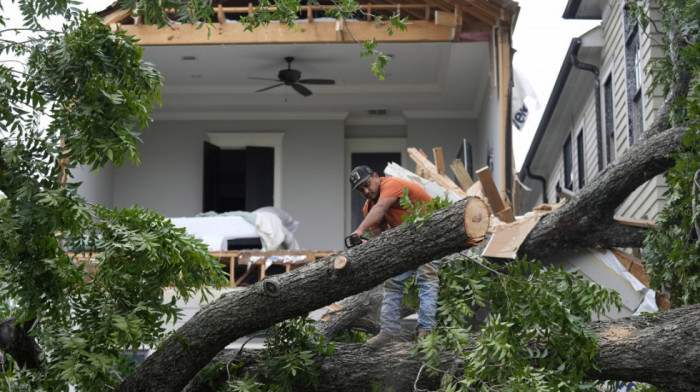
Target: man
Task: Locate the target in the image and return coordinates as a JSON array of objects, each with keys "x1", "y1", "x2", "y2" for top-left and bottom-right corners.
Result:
[{"x1": 349, "y1": 165, "x2": 440, "y2": 349}]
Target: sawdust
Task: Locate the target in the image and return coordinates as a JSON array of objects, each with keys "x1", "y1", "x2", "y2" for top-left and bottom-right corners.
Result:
[{"x1": 600, "y1": 327, "x2": 633, "y2": 340}]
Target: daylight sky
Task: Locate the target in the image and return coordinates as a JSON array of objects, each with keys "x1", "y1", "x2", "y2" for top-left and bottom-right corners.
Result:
[{"x1": 2, "y1": 0, "x2": 599, "y2": 170}]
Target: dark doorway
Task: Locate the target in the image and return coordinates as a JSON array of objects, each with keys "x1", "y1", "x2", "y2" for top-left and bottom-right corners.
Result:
[
  {"x1": 350, "y1": 152, "x2": 401, "y2": 231},
  {"x1": 203, "y1": 142, "x2": 274, "y2": 213}
]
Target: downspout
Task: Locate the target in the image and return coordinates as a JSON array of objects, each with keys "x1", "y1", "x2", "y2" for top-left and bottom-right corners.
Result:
[{"x1": 570, "y1": 38, "x2": 604, "y2": 172}]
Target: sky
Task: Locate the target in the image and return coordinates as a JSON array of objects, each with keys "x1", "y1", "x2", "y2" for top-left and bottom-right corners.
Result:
[{"x1": 1, "y1": 0, "x2": 599, "y2": 170}]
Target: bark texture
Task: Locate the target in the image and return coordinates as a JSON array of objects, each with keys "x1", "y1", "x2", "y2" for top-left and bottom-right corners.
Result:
[
  {"x1": 519, "y1": 126, "x2": 687, "y2": 260},
  {"x1": 0, "y1": 318, "x2": 41, "y2": 370},
  {"x1": 116, "y1": 197, "x2": 489, "y2": 392},
  {"x1": 186, "y1": 305, "x2": 700, "y2": 392}
]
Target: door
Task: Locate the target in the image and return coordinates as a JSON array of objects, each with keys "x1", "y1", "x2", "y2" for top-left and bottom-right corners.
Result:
[{"x1": 203, "y1": 143, "x2": 274, "y2": 213}]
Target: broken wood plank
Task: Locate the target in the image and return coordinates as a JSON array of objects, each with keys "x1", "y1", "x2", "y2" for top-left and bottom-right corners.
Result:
[
  {"x1": 475, "y1": 166, "x2": 515, "y2": 222},
  {"x1": 450, "y1": 159, "x2": 474, "y2": 190},
  {"x1": 432, "y1": 147, "x2": 445, "y2": 173},
  {"x1": 613, "y1": 216, "x2": 658, "y2": 229},
  {"x1": 611, "y1": 249, "x2": 651, "y2": 288},
  {"x1": 408, "y1": 147, "x2": 466, "y2": 198}
]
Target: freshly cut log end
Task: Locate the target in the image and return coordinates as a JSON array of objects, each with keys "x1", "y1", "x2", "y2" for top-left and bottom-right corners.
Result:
[
  {"x1": 463, "y1": 196, "x2": 489, "y2": 247},
  {"x1": 334, "y1": 256, "x2": 348, "y2": 270}
]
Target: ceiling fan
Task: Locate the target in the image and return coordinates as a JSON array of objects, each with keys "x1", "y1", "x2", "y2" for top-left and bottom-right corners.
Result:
[{"x1": 250, "y1": 56, "x2": 335, "y2": 97}]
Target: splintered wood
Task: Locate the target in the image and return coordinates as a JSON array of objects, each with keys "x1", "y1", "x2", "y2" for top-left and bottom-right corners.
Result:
[{"x1": 407, "y1": 147, "x2": 466, "y2": 198}]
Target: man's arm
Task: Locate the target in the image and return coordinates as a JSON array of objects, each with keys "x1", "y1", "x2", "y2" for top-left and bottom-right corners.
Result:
[{"x1": 352, "y1": 196, "x2": 398, "y2": 237}]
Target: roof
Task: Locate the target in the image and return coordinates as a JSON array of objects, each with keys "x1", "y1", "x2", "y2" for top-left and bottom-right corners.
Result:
[
  {"x1": 563, "y1": 0, "x2": 604, "y2": 20},
  {"x1": 519, "y1": 26, "x2": 602, "y2": 209}
]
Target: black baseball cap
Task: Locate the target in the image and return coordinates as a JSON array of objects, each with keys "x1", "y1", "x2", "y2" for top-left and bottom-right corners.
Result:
[{"x1": 349, "y1": 165, "x2": 374, "y2": 190}]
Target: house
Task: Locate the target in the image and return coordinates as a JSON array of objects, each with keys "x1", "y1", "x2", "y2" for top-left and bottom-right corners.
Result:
[
  {"x1": 518, "y1": 0, "x2": 666, "y2": 221},
  {"x1": 75, "y1": 0, "x2": 521, "y2": 252},
  {"x1": 516, "y1": 0, "x2": 667, "y2": 318}
]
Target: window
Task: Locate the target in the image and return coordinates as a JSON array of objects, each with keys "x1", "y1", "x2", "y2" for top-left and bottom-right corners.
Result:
[
  {"x1": 577, "y1": 131, "x2": 585, "y2": 189},
  {"x1": 603, "y1": 75, "x2": 616, "y2": 164},
  {"x1": 624, "y1": 6, "x2": 644, "y2": 145},
  {"x1": 563, "y1": 135, "x2": 573, "y2": 190}
]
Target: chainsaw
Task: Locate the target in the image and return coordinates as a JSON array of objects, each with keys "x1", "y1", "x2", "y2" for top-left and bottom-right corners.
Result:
[{"x1": 344, "y1": 233, "x2": 370, "y2": 249}]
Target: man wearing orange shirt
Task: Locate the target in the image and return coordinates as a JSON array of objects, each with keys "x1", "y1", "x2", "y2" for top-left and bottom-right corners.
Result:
[{"x1": 349, "y1": 165, "x2": 440, "y2": 349}]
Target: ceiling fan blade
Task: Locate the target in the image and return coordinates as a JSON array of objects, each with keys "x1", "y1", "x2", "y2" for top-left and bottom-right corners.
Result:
[
  {"x1": 255, "y1": 83, "x2": 284, "y2": 93},
  {"x1": 292, "y1": 83, "x2": 312, "y2": 97},
  {"x1": 249, "y1": 77, "x2": 281, "y2": 82},
  {"x1": 298, "y1": 79, "x2": 335, "y2": 85}
]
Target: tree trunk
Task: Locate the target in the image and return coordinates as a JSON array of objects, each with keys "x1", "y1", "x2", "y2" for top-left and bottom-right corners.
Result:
[
  {"x1": 519, "y1": 126, "x2": 687, "y2": 260},
  {"x1": 186, "y1": 305, "x2": 700, "y2": 392},
  {"x1": 0, "y1": 318, "x2": 41, "y2": 371},
  {"x1": 118, "y1": 125, "x2": 689, "y2": 392},
  {"x1": 115, "y1": 197, "x2": 490, "y2": 392}
]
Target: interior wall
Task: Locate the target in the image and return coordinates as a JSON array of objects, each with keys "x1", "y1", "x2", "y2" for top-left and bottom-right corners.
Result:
[
  {"x1": 476, "y1": 87, "x2": 501, "y2": 185},
  {"x1": 111, "y1": 119, "x2": 345, "y2": 250},
  {"x1": 406, "y1": 119, "x2": 479, "y2": 171},
  {"x1": 73, "y1": 163, "x2": 115, "y2": 207}
]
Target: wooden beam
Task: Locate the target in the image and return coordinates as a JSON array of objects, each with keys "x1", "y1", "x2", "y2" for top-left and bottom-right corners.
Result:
[
  {"x1": 217, "y1": 4, "x2": 226, "y2": 24},
  {"x1": 449, "y1": 159, "x2": 474, "y2": 190},
  {"x1": 408, "y1": 148, "x2": 466, "y2": 198},
  {"x1": 497, "y1": 25, "x2": 511, "y2": 198},
  {"x1": 432, "y1": 147, "x2": 445, "y2": 173},
  {"x1": 434, "y1": 10, "x2": 456, "y2": 27},
  {"x1": 113, "y1": 20, "x2": 456, "y2": 45},
  {"x1": 613, "y1": 216, "x2": 658, "y2": 229},
  {"x1": 476, "y1": 166, "x2": 515, "y2": 222}
]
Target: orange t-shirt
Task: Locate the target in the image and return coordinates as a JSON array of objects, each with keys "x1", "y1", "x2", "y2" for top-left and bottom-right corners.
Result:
[{"x1": 363, "y1": 177, "x2": 433, "y2": 230}]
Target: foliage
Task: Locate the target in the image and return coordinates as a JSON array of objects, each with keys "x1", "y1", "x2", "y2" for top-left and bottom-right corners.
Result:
[
  {"x1": 639, "y1": 0, "x2": 700, "y2": 307},
  {"x1": 221, "y1": 317, "x2": 335, "y2": 392},
  {"x1": 0, "y1": 1, "x2": 227, "y2": 390},
  {"x1": 413, "y1": 251, "x2": 621, "y2": 391},
  {"x1": 398, "y1": 186, "x2": 453, "y2": 230},
  {"x1": 238, "y1": 0, "x2": 406, "y2": 79}
]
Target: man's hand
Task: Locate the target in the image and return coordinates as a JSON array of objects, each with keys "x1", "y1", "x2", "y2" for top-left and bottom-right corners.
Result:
[{"x1": 352, "y1": 196, "x2": 398, "y2": 237}]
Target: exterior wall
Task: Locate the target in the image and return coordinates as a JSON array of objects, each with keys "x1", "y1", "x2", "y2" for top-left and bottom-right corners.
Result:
[
  {"x1": 72, "y1": 163, "x2": 115, "y2": 207},
  {"x1": 107, "y1": 119, "x2": 346, "y2": 250},
  {"x1": 529, "y1": 1, "x2": 668, "y2": 220},
  {"x1": 77, "y1": 117, "x2": 480, "y2": 251},
  {"x1": 476, "y1": 86, "x2": 501, "y2": 187},
  {"x1": 600, "y1": 0, "x2": 667, "y2": 220}
]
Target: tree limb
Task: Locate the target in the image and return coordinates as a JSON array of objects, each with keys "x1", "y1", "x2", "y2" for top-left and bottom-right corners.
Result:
[
  {"x1": 0, "y1": 318, "x2": 41, "y2": 371},
  {"x1": 185, "y1": 305, "x2": 700, "y2": 392}
]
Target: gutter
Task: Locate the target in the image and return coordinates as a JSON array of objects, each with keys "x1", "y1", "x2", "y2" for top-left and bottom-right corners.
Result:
[
  {"x1": 518, "y1": 39, "x2": 578, "y2": 205},
  {"x1": 519, "y1": 38, "x2": 604, "y2": 210},
  {"x1": 570, "y1": 38, "x2": 604, "y2": 172}
]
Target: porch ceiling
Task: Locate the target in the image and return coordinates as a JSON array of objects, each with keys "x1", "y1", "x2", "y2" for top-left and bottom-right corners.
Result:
[{"x1": 145, "y1": 40, "x2": 491, "y2": 122}]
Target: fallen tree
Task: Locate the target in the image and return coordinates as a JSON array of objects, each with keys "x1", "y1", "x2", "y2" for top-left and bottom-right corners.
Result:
[
  {"x1": 115, "y1": 117, "x2": 695, "y2": 391},
  {"x1": 183, "y1": 304, "x2": 700, "y2": 392}
]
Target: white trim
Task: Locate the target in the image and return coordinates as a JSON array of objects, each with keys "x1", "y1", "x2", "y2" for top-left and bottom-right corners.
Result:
[
  {"x1": 403, "y1": 110, "x2": 477, "y2": 119},
  {"x1": 344, "y1": 116, "x2": 407, "y2": 126},
  {"x1": 152, "y1": 111, "x2": 348, "y2": 121},
  {"x1": 207, "y1": 132, "x2": 284, "y2": 208},
  {"x1": 344, "y1": 137, "x2": 408, "y2": 234}
]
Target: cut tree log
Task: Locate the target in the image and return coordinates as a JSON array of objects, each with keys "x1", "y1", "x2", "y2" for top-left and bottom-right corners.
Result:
[
  {"x1": 184, "y1": 304, "x2": 700, "y2": 392},
  {"x1": 115, "y1": 197, "x2": 490, "y2": 392}
]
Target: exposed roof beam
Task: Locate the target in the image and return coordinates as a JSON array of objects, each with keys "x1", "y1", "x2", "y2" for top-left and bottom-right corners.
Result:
[{"x1": 111, "y1": 20, "x2": 456, "y2": 45}]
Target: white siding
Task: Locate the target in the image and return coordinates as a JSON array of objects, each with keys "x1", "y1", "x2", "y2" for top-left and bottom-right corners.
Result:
[{"x1": 601, "y1": 0, "x2": 668, "y2": 220}]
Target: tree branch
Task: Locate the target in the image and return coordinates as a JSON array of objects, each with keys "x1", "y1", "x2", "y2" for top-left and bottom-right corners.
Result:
[{"x1": 0, "y1": 318, "x2": 41, "y2": 371}]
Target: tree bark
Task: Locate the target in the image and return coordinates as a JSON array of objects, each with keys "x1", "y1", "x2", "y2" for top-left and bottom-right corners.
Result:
[
  {"x1": 518, "y1": 126, "x2": 687, "y2": 260},
  {"x1": 0, "y1": 318, "x2": 41, "y2": 371},
  {"x1": 115, "y1": 197, "x2": 490, "y2": 392},
  {"x1": 186, "y1": 305, "x2": 700, "y2": 392}
]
